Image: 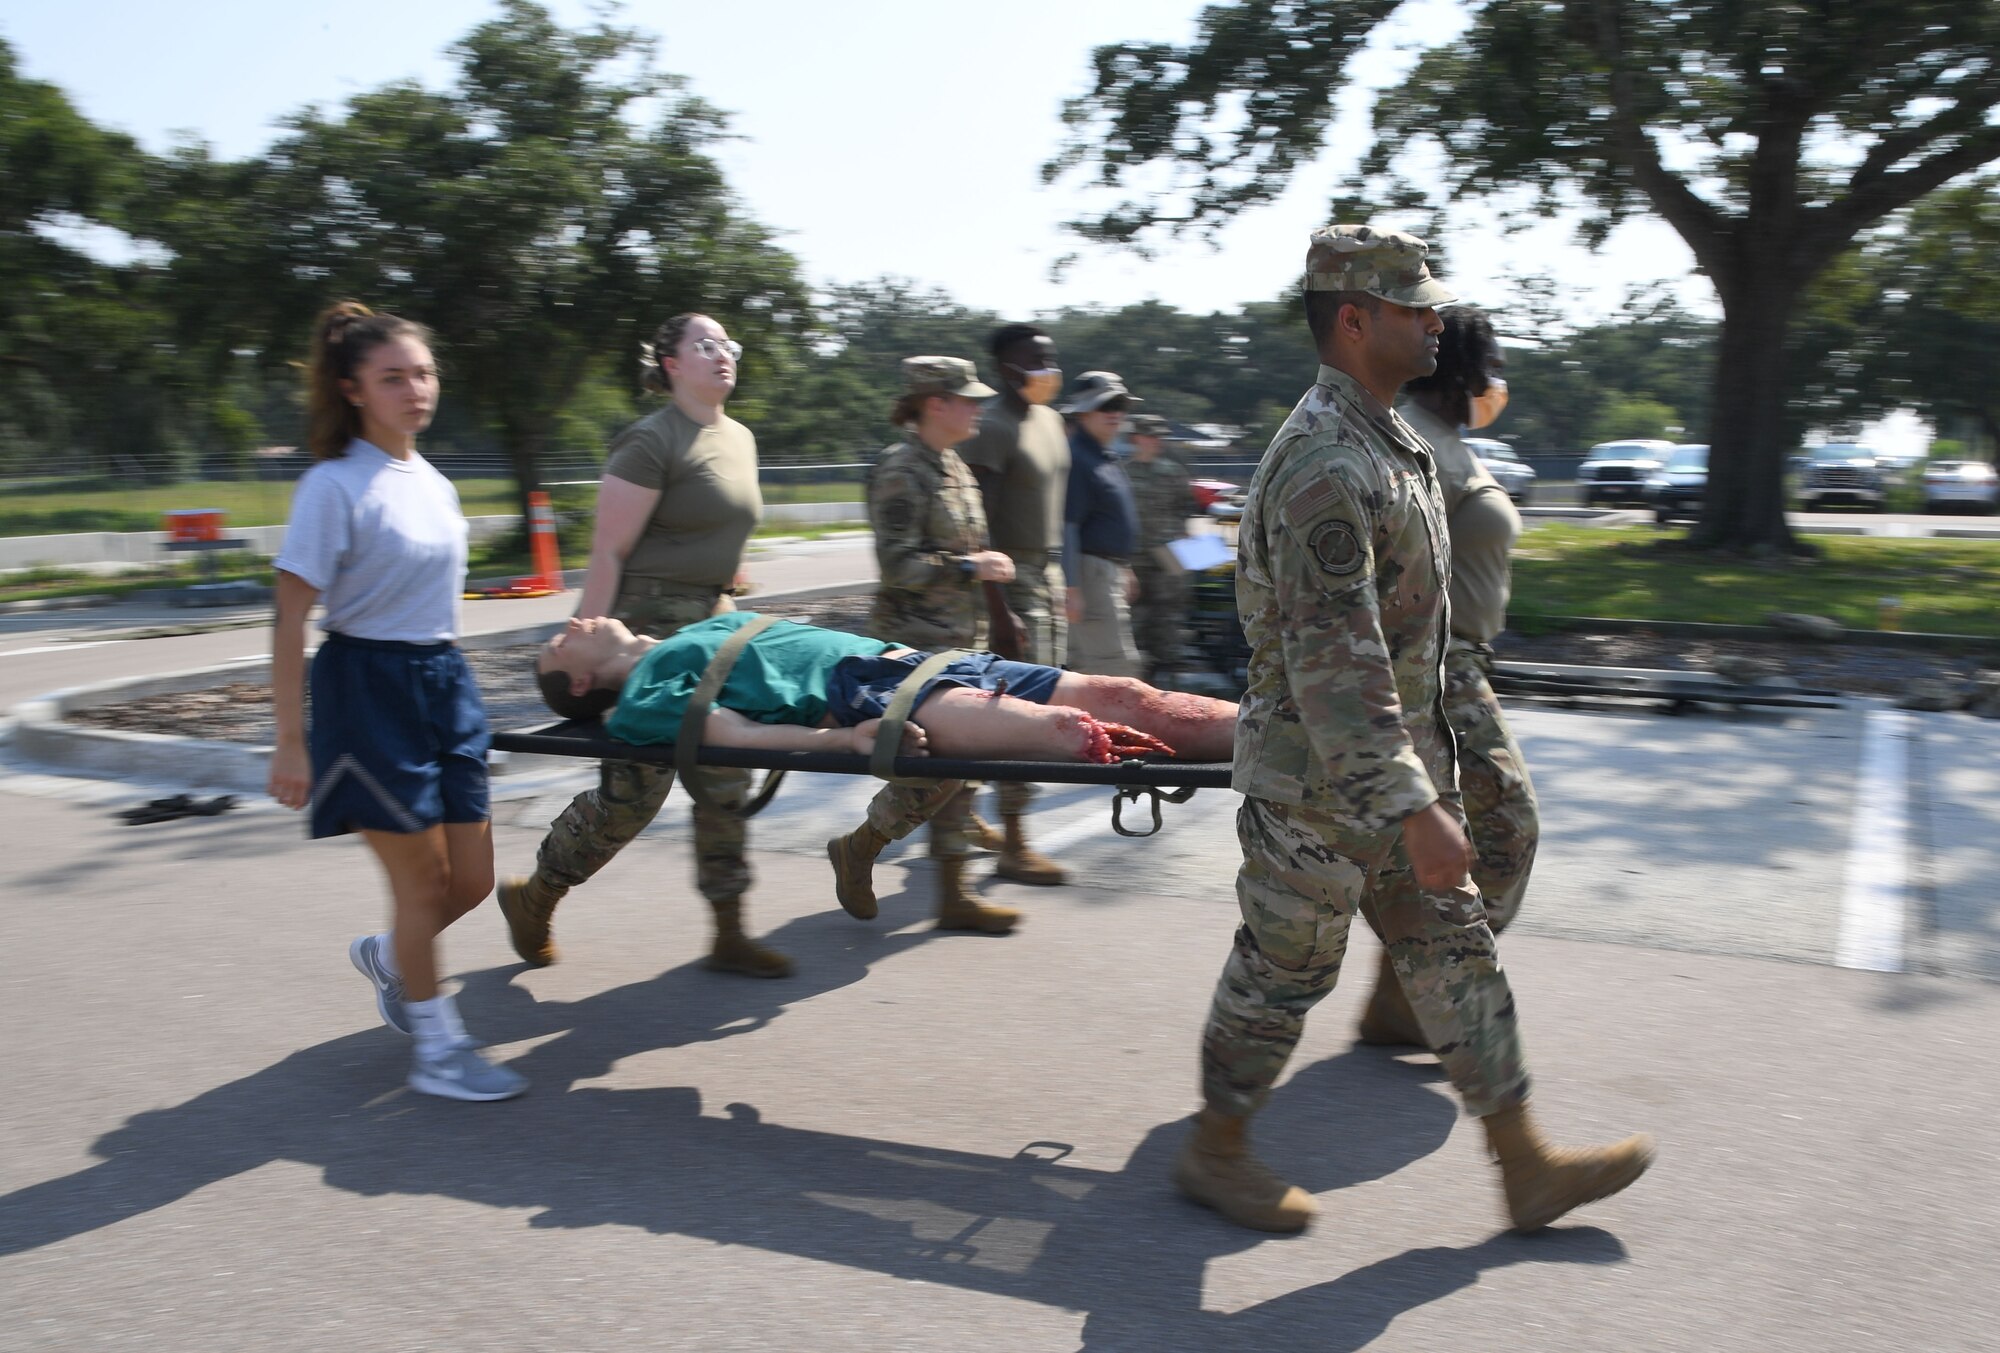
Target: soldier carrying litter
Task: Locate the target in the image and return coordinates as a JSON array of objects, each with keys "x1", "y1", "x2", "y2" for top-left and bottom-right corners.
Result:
[
  {"x1": 1173, "y1": 224, "x2": 1656, "y2": 1235},
  {"x1": 827, "y1": 356, "x2": 1027, "y2": 935}
]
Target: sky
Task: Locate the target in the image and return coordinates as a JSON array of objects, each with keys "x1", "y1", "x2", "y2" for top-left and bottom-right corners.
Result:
[
  {"x1": 0, "y1": 0, "x2": 1926, "y2": 449},
  {"x1": 3, "y1": 0, "x2": 1713, "y2": 319}
]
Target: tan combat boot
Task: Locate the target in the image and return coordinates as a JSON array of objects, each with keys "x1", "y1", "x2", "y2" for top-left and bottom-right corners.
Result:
[
  {"x1": 827, "y1": 823, "x2": 890, "y2": 920},
  {"x1": 934, "y1": 857, "x2": 1021, "y2": 934},
  {"x1": 1356, "y1": 947, "x2": 1427, "y2": 1048},
  {"x1": 993, "y1": 813, "x2": 1067, "y2": 886},
  {"x1": 967, "y1": 812, "x2": 1007, "y2": 853},
  {"x1": 497, "y1": 874, "x2": 566, "y2": 968},
  {"x1": 706, "y1": 897, "x2": 794, "y2": 978},
  {"x1": 1172, "y1": 1107, "x2": 1318, "y2": 1233},
  {"x1": 1482, "y1": 1102, "x2": 1656, "y2": 1233}
]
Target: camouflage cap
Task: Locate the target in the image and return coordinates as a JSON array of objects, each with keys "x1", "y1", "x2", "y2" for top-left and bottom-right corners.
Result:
[
  {"x1": 1060, "y1": 370, "x2": 1142, "y2": 415},
  {"x1": 901, "y1": 355, "x2": 997, "y2": 400},
  {"x1": 1303, "y1": 224, "x2": 1457, "y2": 308},
  {"x1": 1126, "y1": 413, "x2": 1172, "y2": 438}
]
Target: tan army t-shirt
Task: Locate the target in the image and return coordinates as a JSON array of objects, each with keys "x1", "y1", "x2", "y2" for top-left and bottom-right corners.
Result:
[
  {"x1": 604, "y1": 403, "x2": 762, "y2": 588},
  {"x1": 1402, "y1": 402, "x2": 1520, "y2": 644},
  {"x1": 959, "y1": 400, "x2": 1069, "y2": 561}
]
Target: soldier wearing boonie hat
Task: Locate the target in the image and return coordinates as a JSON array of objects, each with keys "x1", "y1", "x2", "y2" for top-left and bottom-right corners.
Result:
[
  {"x1": 1123, "y1": 412, "x2": 1196, "y2": 681},
  {"x1": 835, "y1": 356, "x2": 1027, "y2": 936},
  {"x1": 1173, "y1": 224, "x2": 1655, "y2": 1238}
]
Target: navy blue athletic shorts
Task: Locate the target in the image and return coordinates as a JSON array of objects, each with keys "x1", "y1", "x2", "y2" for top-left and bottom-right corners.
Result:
[
  {"x1": 307, "y1": 632, "x2": 490, "y2": 839},
  {"x1": 823, "y1": 650, "x2": 1063, "y2": 727}
]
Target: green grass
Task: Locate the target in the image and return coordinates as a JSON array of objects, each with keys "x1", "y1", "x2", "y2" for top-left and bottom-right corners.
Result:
[
  {"x1": 0, "y1": 478, "x2": 525, "y2": 537},
  {"x1": 1513, "y1": 522, "x2": 2000, "y2": 637},
  {"x1": 0, "y1": 476, "x2": 865, "y2": 538}
]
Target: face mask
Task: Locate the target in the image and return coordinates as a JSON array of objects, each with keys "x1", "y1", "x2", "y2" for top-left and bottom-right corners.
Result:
[
  {"x1": 1467, "y1": 376, "x2": 1509, "y2": 430},
  {"x1": 1006, "y1": 365, "x2": 1063, "y2": 406}
]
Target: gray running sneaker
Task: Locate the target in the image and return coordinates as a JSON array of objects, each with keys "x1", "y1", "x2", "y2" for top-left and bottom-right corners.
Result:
[
  {"x1": 408, "y1": 1040, "x2": 529, "y2": 1102},
  {"x1": 348, "y1": 935, "x2": 411, "y2": 1036}
]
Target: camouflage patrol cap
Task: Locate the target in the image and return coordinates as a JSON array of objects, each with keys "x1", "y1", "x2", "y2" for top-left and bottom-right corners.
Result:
[
  {"x1": 1303, "y1": 224, "x2": 1457, "y2": 308},
  {"x1": 900, "y1": 355, "x2": 997, "y2": 400},
  {"x1": 1126, "y1": 413, "x2": 1172, "y2": 438}
]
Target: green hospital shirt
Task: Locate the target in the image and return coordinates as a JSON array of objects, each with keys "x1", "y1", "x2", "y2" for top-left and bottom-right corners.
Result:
[{"x1": 604, "y1": 613, "x2": 895, "y2": 745}]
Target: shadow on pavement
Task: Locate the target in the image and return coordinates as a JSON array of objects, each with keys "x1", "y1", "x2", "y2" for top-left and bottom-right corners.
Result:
[{"x1": 0, "y1": 895, "x2": 1627, "y2": 1343}]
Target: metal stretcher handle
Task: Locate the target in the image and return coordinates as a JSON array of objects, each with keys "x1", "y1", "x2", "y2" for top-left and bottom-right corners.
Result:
[{"x1": 1111, "y1": 784, "x2": 1201, "y2": 837}]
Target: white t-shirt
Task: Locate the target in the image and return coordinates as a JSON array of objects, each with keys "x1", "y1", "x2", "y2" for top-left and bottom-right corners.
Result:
[{"x1": 274, "y1": 440, "x2": 467, "y2": 643}]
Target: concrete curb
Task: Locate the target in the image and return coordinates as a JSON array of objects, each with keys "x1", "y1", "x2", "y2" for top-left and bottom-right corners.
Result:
[
  {"x1": 1509, "y1": 614, "x2": 2000, "y2": 654},
  {"x1": 0, "y1": 580, "x2": 873, "y2": 795},
  {"x1": 0, "y1": 594, "x2": 117, "y2": 615}
]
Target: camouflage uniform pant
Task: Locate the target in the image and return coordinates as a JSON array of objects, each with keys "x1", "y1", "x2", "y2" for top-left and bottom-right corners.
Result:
[
  {"x1": 990, "y1": 556, "x2": 1067, "y2": 817},
  {"x1": 865, "y1": 778, "x2": 975, "y2": 859},
  {"x1": 1443, "y1": 645, "x2": 1538, "y2": 933},
  {"x1": 532, "y1": 588, "x2": 752, "y2": 903},
  {"x1": 1130, "y1": 560, "x2": 1189, "y2": 675},
  {"x1": 1201, "y1": 796, "x2": 1530, "y2": 1119}
]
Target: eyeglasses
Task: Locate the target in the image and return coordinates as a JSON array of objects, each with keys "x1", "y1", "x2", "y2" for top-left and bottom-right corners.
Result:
[{"x1": 691, "y1": 338, "x2": 742, "y2": 362}]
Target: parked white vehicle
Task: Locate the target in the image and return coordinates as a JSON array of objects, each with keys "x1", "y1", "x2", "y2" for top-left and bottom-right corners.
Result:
[
  {"x1": 1921, "y1": 460, "x2": 1998, "y2": 515},
  {"x1": 1578, "y1": 439, "x2": 1673, "y2": 507}
]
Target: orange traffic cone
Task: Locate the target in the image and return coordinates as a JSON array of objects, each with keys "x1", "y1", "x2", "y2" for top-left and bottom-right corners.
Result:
[{"x1": 509, "y1": 491, "x2": 564, "y2": 595}]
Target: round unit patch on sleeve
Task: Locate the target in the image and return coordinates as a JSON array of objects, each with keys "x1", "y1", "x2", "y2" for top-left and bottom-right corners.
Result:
[{"x1": 1308, "y1": 520, "x2": 1365, "y2": 576}]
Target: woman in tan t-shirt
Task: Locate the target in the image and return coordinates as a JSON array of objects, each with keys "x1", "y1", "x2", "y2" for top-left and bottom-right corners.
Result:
[
  {"x1": 498, "y1": 313, "x2": 791, "y2": 980},
  {"x1": 1361, "y1": 305, "x2": 1541, "y2": 1047}
]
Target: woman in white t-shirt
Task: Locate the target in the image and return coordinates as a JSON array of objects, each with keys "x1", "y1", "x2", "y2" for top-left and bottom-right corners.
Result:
[{"x1": 268, "y1": 301, "x2": 524, "y2": 1102}]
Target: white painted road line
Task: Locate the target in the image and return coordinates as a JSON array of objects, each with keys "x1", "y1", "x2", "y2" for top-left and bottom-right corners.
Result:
[
  {"x1": 1836, "y1": 708, "x2": 1912, "y2": 972},
  {"x1": 0, "y1": 640, "x2": 128, "y2": 659}
]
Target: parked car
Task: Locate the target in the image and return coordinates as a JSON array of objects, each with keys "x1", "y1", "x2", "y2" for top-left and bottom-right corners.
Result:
[
  {"x1": 1465, "y1": 437, "x2": 1536, "y2": 505},
  {"x1": 1920, "y1": 459, "x2": 1998, "y2": 515},
  {"x1": 1645, "y1": 443, "x2": 1709, "y2": 523},
  {"x1": 1795, "y1": 443, "x2": 1885, "y2": 512},
  {"x1": 1577, "y1": 439, "x2": 1673, "y2": 506}
]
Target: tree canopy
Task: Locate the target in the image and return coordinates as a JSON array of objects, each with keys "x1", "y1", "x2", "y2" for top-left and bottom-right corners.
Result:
[
  {"x1": 1050, "y1": 0, "x2": 2000, "y2": 549},
  {"x1": 140, "y1": 1, "x2": 812, "y2": 511}
]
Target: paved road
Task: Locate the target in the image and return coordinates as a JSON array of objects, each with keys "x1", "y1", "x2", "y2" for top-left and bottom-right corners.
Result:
[{"x1": 3, "y1": 659, "x2": 1996, "y2": 1347}]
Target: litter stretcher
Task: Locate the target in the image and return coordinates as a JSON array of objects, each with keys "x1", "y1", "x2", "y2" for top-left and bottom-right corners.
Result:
[
  {"x1": 491, "y1": 614, "x2": 1229, "y2": 837},
  {"x1": 1486, "y1": 663, "x2": 1843, "y2": 713}
]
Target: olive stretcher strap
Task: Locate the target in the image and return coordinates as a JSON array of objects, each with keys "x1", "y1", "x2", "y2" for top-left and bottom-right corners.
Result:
[
  {"x1": 673, "y1": 613, "x2": 789, "y2": 815},
  {"x1": 868, "y1": 648, "x2": 977, "y2": 782}
]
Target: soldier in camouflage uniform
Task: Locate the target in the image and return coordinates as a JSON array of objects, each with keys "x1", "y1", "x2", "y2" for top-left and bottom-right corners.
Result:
[
  {"x1": 957, "y1": 324, "x2": 1072, "y2": 887},
  {"x1": 826, "y1": 357, "x2": 1026, "y2": 934},
  {"x1": 497, "y1": 313, "x2": 791, "y2": 981},
  {"x1": 1174, "y1": 226, "x2": 1653, "y2": 1237},
  {"x1": 1124, "y1": 412, "x2": 1198, "y2": 682},
  {"x1": 1357, "y1": 305, "x2": 1539, "y2": 1046}
]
